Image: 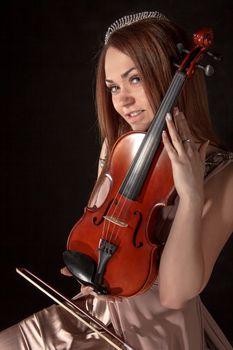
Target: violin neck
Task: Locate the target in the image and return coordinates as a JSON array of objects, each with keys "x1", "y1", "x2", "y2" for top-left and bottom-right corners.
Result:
[{"x1": 119, "y1": 71, "x2": 186, "y2": 200}]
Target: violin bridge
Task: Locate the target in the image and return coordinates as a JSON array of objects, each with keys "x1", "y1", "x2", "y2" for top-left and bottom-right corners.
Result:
[{"x1": 103, "y1": 215, "x2": 128, "y2": 227}]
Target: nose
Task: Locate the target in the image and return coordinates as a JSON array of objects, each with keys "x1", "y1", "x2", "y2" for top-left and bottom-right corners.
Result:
[{"x1": 118, "y1": 86, "x2": 135, "y2": 108}]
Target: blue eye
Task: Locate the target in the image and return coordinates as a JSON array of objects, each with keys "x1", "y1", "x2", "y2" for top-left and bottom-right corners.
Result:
[
  {"x1": 107, "y1": 85, "x2": 119, "y2": 94},
  {"x1": 130, "y1": 75, "x2": 141, "y2": 84}
]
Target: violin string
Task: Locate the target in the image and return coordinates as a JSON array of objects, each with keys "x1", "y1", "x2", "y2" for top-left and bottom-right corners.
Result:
[
  {"x1": 102, "y1": 189, "x2": 130, "y2": 244},
  {"x1": 110, "y1": 193, "x2": 129, "y2": 242},
  {"x1": 118, "y1": 72, "x2": 185, "y2": 204},
  {"x1": 101, "y1": 95, "x2": 167, "y2": 244},
  {"x1": 111, "y1": 74, "x2": 180, "y2": 212},
  {"x1": 99, "y1": 179, "x2": 123, "y2": 242},
  {"x1": 102, "y1": 72, "x2": 185, "y2": 245}
]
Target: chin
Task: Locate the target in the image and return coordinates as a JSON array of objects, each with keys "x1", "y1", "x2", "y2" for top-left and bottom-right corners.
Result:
[{"x1": 134, "y1": 124, "x2": 149, "y2": 132}]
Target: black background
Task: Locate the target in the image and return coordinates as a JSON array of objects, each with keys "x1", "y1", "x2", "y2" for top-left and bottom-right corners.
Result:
[{"x1": 1, "y1": 0, "x2": 233, "y2": 344}]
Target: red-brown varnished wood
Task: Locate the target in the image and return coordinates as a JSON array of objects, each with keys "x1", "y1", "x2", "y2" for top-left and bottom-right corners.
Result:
[{"x1": 67, "y1": 132, "x2": 174, "y2": 297}]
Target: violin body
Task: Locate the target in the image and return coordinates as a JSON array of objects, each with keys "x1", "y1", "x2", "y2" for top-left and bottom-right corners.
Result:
[{"x1": 66, "y1": 132, "x2": 174, "y2": 297}]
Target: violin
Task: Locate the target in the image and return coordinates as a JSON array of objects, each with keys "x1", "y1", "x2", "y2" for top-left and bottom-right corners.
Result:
[{"x1": 63, "y1": 28, "x2": 217, "y2": 297}]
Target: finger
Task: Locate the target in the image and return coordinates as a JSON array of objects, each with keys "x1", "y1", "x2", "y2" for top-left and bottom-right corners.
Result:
[
  {"x1": 173, "y1": 107, "x2": 192, "y2": 144},
  {"x1": 162, "y1": 130, "x2": 177, "y2": 160},
  {"x1": 199, "y1": 140, "x2": 209, "y2": 162},
  {"x1": 81, "y1": 285, "x2": 94, "y2": 295},
  {"x1": 165, "y1": 113, "x2": 183, "y2": 154},
  {"x1": 173, "y1": 108, "x2": 197, "y2": 155},
  {"x1": 60, "y1": 267, "x2": 73, "y2": 277},
  {"x1": 81, "y1": 285, "x2": 93, "y2": 293}
]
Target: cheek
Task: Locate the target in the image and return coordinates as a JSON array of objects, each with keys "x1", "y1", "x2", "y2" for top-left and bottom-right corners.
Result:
[
  {"x1": 142, "y1": 93, "x2": 154, "y2": 115},
  {"x1": 111, "y1": 97, "x2": 120, "y2": 114}
]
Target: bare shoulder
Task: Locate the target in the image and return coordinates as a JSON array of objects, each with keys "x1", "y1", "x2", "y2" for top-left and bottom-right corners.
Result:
[
  {"x1": 201, "y1": 160, "x2": 233, "y2": 287},
  {"x1": 205, "y1": 160, "x2": 233, "y2": 226},
  {"x1": 205, "y1": 159, "x2": 233, "y2": 201}
]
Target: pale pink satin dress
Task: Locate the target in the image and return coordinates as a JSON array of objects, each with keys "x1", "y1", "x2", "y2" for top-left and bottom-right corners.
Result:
[{"x1": 0, "y1": 152, "x2": 232, "y2": 350}]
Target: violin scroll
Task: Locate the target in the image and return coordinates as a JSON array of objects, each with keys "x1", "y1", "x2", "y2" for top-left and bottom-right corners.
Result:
[
  {"x1": 176, "y1": 27, "x2": 222, "y2": 78},
  {"x1": 193, "y1": 27, "x2": 213, "y2": 48}
]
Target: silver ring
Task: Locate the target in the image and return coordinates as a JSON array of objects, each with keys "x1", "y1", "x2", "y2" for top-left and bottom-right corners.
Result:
[{"x1": 182, "y1": 138, "x2": 191, "y2": 144}]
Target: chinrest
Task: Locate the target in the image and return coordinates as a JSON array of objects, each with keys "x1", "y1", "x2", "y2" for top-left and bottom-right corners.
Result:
[{"x1": 63, "y1": 250, "x2": 108, "y2": 294}]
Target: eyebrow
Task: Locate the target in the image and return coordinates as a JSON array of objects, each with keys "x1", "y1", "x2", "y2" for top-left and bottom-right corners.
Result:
[{"x1": 105, "y1": 67, "x2": 136, "y2": 83}]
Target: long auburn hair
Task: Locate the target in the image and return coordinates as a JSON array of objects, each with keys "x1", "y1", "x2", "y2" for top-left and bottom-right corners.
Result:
[
  {"x1": 88, "y1": 17, "x2": 221, "y2": 206},
  {"x1": 95, "y1": 17, "x2": 220, "y2": 156}
]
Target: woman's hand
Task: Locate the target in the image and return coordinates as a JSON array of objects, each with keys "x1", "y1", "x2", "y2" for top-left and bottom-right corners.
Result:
[
  {"x1": 60, "y1": 266, "x2": 73, "y2": 276},
  {"x1": 162, "y1": 107, "x2": 209, "y2": 204},
  {"x1": 61, "y1": 266, "x2": 121, "y2": 303}
]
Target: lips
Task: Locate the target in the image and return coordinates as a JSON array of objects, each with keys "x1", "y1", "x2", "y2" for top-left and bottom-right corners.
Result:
[{"x1": 126, "y1": 110, "x2": 144, "y2": 118}]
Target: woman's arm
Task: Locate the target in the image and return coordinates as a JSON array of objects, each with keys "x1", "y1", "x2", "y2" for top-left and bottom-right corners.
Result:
[{"x1": 159, "y1": 108, "x2": 233, "y2": 309}]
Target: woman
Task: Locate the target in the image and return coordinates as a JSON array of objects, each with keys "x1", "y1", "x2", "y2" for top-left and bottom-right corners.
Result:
[{"x1": 1, "y1": 10, "x2": 233, "y2": 350}]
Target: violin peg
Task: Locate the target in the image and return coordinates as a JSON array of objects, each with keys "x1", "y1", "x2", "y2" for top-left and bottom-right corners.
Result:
[
  {"x1": 177, "y1": 42, "x2": 184, "y2": 54},
  {"x1": 206, "y1": 51, "x2": 223, "y2": 61},
  {"x1": 197, "y1": 64, "x2": 214, "y2": 76},
  {"x1": 205, "y1": 64, "x2": 215, "y2": 76},
  {"x1": 176, "y1": 43, "x2": 189, "y2": 54}
]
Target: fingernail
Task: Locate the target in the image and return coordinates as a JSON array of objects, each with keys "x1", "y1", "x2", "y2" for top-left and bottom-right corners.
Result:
[
  {"x1": 173, "y1": 106, "x2": 179, "y2": 116},
  {"x1": 166, "y1": 113, "x2": 172, "y2": 121}
]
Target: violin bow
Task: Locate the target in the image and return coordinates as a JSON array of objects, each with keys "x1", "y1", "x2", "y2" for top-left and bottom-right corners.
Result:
[{"x1": 16, "y1": 267, "x2": 134, "y2": 350}]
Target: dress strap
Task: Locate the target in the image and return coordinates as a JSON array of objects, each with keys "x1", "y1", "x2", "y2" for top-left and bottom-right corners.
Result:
[{"x1": 205, "y1": 151, "x2": 233, "y2": 177}]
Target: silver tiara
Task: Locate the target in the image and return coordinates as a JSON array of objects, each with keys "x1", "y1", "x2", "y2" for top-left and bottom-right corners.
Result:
[{"x1": 105, "y1": 11, "x2": 168, "y2": 44}]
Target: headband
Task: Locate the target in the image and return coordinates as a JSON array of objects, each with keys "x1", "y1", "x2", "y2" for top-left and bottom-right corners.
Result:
[{"x1": 105, "y1": 11, "x2": 168, "y2": 44}]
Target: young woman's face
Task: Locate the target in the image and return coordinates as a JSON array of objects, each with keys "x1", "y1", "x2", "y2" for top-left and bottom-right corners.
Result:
[{"x1": 104, "y1": 47, "x2": 154, "y2": 131}]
